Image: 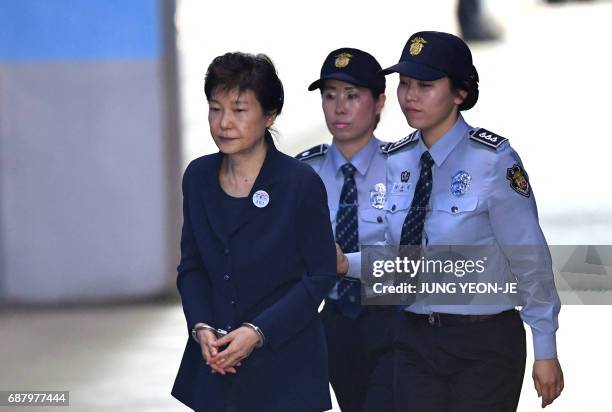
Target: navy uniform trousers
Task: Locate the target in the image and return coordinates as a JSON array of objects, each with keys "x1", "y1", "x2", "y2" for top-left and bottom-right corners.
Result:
[
  {"x1": 321, "y1": 302, "x2": 396, "y2": 412},
  {"x1": 393, "y1": 310, "x2": 526, "y2": 412},
  {"x1": 297, "y1": 139, "x2": 395, "y2": 412}
]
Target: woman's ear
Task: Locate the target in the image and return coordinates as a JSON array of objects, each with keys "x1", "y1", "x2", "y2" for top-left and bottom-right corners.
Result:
[
  {"x1": 454, "y1": 88, "x2": 468, "y2": 106},
  {"x1": 375, "y1": 94, "x2": 386, "y2": 115},
  {"x1": 265, "y1": 112, "x2": 277, "y2": 128}
]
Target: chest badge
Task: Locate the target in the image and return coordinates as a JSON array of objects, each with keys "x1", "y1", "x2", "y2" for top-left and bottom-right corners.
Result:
[
  {"x1": 451, "y1": 170, "x2": 472, "y2": 197},
  {"x1": 252, "y1": 190, "x2": 270, "y2": 208},
  {"x1": 400, "y1": 170, "x2": 410, "y2": 183},
  {"x1": 391, "y1": 182, "x2": 411, "y2": 194},
  {"x1": 370, "y1": 183, "x2": 386, "y2": 209}
]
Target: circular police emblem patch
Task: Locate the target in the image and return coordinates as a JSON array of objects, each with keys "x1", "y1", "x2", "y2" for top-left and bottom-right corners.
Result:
[
  {"x1": 370, "y1": 183, "x2": 386, "y2": 209},
  {"x1": 451, "y1": 170, "x2": 472, "y2": 197}
]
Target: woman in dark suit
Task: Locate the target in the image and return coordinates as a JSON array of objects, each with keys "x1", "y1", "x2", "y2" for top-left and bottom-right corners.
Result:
[{"x1": 171, "y1": 52, "x2": 338, "y2": 412}]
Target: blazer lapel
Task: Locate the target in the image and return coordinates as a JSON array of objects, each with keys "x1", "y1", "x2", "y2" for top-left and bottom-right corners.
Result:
[
  {"x1": 198, "y1": 153, "x2": 230, "y2": 247},
  {"x1": 228, "y1": 133, "x2": 282, "y2": 237},
  {"x1": 198, "y1": 133, "x2": 283, "y2": 244}
]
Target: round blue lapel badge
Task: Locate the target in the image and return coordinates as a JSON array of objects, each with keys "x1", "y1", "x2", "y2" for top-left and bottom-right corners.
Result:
[{"x1": 451, "y1": 170, "x2": 472, "y2": 197}]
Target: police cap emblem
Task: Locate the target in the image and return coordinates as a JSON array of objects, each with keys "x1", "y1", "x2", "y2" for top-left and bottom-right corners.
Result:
[
  {"x1": 335, "y1": 52, "x2": 353, "y2": 68},
  {"x1": 506, "y1": 164, "x2": 531, "y2": 197},
  {"x1": 409, "y1": 37, "x2": 427, "y2": 56}
]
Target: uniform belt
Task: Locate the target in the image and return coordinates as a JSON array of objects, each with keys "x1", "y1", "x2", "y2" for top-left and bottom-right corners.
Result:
[{"x1": 403, "y1": 309, "x2": 516, "y2": 326}]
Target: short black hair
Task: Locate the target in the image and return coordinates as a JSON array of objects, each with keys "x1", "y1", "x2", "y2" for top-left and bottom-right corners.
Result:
[{"x1": 204, "y1": 52, "x2": 284, "y2": 117}]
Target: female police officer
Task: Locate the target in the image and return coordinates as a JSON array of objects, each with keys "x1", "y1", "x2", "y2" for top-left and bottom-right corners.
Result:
[
  {"x1": 338, "y1": 31, "x2": 564, "y2": 411},
  {"x1": 382, "y1": 31, "x2": 563, "y2": 411},
  {"x1": 171, "y1": 52, "x2": 337, "y2": 412},
  {"x1": 296, "y1": 48, "x2": 393, "y2": 411}
]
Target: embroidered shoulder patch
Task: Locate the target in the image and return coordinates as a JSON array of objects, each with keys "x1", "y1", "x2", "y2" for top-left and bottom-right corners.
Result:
[
  {"x1": 506, "y1": 163, "x2": 531, "y2": 197},
  {"x1": 469, "y1": 128, "x2": 508, "y2": 150},
  {"x1": 295, "y1": 144, "x2": 329, "y2": 161},
  {"x1": 380, "y1": 132, "x2": 418, "y2": 154}
]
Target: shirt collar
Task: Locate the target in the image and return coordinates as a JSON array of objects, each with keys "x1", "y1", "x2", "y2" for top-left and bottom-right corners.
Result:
[
  {"x1": 416, "y1": 115, "x2": 469, "y2": 167},
  {"x1": 329, "y1": 136, "x2": 381, "y2": 176}
]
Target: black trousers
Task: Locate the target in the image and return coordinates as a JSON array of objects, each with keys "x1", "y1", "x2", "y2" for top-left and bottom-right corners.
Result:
[
  {"x1": 393, "y1": 310, "x2": 526, "y2": 412},
  {"x1": 321, "y1": 301, "x2": 396, "y2": 412}
]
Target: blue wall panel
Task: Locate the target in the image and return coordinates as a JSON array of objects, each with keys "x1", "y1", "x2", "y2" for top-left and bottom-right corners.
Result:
[{"x1": 0, "y1": 0, "x2": 160, "y2": 61}]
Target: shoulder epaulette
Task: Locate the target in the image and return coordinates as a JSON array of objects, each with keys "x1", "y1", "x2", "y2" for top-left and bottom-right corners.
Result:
[
  {"x1": 469, "y1": 128, "x2": 508, "y2": 150},
  {"x1": 380, "y1": 131, "x2": 418, "y2": 154},
  {"x1": 295, "y1": 143, "x2": 329, "y2": 161}
]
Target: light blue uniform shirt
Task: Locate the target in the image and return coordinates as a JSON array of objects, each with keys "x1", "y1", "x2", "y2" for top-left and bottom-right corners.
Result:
[
  {"x1": 380, "y1": 115, "x2": 560, "y2": 360},
  {"x1": 299, "y1": 136, "x2": 388, "y2": 300}
]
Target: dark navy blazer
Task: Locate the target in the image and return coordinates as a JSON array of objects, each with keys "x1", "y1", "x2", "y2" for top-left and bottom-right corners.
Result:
[{"x1": 172, "y1": 135, "x2": 337, "y2": 412}]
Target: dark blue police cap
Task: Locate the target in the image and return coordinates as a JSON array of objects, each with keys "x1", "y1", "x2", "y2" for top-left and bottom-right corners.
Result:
[
  {"x1": 308, "y1": 47, "x2": 385, "y2": 95},
  {"x1": 381, "y1": 31, "x2": 479, "y2": 83}
]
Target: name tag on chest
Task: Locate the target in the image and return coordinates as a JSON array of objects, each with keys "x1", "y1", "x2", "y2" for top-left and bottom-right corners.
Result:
[{"x1": 391, "y1": 182, "x2": 411, "y2": 194}]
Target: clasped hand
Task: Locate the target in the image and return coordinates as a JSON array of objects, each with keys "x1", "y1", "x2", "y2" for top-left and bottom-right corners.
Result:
[{"x1": 197, "y1": 326, "x2": 260, "y2": 375}]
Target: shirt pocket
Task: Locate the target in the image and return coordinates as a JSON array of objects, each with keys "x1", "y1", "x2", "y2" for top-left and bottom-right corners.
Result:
[
  {"x1": 432, "y1": 196, "x2": 479, "y2": 215},
  {"x1": 358, "y1": 208, "x2": 386, "y2": 244},
  {"x1": 427, "y1": 196, "x2": 487, "y2": 245},
  {"x1": 385, "y1": 194, "x2": 412, "y2": 214},
  {"x1": 359, "y1": 208, "x2": 385, "y2": 224}
]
